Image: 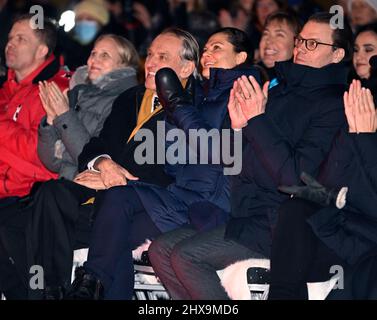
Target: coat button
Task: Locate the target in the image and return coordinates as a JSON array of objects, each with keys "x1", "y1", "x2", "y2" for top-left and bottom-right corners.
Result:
[{"x1": 62, "y1": 124, "x2": 67, "y2": 129}]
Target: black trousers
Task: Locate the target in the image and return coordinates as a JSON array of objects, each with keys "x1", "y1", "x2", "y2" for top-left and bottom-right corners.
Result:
[
  {"x1": 84, "y1": 186, "x2": 161, "y2": 299},
  {"x1": 0, "y1": 179, "x2": 99, "y2": 299},
  {"x1": 0, "y1": 197, "x2": 30, "y2": 299},
  {"x1": 268, "y1": 198, "x2": 344, "y2": 300},
  {"x1": 327, "y1": 248, "x2": 377, "y2": 300},
  {"x1": 29, "y1": 179, "x2": 100, "y2": 297}
]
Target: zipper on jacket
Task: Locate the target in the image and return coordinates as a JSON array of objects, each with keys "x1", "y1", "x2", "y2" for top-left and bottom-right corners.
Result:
[{"x1": 13, "y1": 104, "x2": 22, "y2": 122}]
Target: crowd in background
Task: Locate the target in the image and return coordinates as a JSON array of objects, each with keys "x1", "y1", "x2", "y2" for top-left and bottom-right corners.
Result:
[
  {"x1": 0, "y1": 0, "x2": 376, "y2": 75},
  {"x1": 0, "y1": 0, "x2": 377, "y2": 301}
]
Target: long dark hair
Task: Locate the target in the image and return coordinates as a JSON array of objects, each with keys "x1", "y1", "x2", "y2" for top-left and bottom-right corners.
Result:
[{"x1": 208, "y1": 27, "x2": 254, "y2": 66}]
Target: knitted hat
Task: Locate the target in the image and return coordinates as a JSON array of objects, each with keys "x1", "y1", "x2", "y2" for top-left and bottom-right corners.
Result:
[
  {"x1": 348, "y1": 0, "x2": 377, "y2": 14},
  {"x1": 74, "y1": 0, "x2": 110, "y2": 26}
]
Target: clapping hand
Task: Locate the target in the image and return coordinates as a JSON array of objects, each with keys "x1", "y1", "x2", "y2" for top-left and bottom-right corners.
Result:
[
  {"x1": 39, "y1": 81, "x2": 56, "y2": 125},
  {"x1": 228, "y1": 76, "x2": 269, "y2": 130},
  {"x1": 39, "y1": 81, "x2": 69, "y2": 125},
  {"x1": 344, "y1": 80, "x2": 377, "y2": 133}
]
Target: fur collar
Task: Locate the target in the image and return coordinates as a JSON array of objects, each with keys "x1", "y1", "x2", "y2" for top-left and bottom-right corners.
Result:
[{"x1": 70, "y1": 65, "x2": 137, "y2": 90}]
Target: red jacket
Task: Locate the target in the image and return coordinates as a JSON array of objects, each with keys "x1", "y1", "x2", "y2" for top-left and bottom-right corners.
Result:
[{"x1": 0, "y1": 55, "x2": 69, "y2": 198}]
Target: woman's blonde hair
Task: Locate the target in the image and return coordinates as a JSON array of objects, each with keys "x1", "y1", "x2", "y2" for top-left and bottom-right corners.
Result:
[{"x1": 95, "y1": 34, "x2": 140, "y2": 70}]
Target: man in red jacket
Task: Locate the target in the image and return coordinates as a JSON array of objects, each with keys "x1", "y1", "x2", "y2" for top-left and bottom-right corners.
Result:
[
  {"x1": 0, "y1": 14, "x2": 69, "y2": 200},
  {"x1": 0, "y1": 14, "x2": 69, "y2": 299}
]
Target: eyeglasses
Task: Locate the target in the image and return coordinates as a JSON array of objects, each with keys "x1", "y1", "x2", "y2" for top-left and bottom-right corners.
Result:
[{"x1": 294, "y1": 36, "x2": 338, "y2": 51}]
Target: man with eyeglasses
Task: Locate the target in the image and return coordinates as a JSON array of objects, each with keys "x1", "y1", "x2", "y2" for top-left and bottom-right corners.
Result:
[
  {"x1": 294, "y1": 37, "x2": 337, "y2": 52},
  {"x1": 148, "y1": 12, "x2": 354, "y2": 300},
  {"x1": 293, "y1": 21, "x2": 347, "y2": 68}
]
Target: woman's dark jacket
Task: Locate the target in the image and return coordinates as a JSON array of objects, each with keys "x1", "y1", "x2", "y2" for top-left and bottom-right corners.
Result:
[
  {"x1": 307, "y1": 130, "x2": 377, "y2": 265},
  {"x1": 130, "y1": 66, "x2": 261, "y2": 232}
]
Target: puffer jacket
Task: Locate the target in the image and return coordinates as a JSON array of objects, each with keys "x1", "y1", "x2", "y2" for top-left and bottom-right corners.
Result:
[
  {"x1": 131, "y1": 66, "x2": 261, "y2": 232},
  {"x1": 0, "y1": 55, "x2": 69, "y2": 198},
  {"x1": 37, "y1": 65, "x2": 138, "y2": 180}
]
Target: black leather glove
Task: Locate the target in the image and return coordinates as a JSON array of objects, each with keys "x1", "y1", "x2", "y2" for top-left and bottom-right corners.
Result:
[
  {"x1": 155, "y1": 67, "x2": 195, "y2": 116},
  {"x1": 278, "y1": 172, "x2": 347, "y2": 209}
]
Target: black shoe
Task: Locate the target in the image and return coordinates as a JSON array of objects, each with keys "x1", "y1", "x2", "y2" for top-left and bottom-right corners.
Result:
[{"x1": 65, "y1": 266, "x2": 104, "y2": 300}]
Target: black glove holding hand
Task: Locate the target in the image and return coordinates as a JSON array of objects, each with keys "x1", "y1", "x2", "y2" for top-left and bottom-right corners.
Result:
[
  {"x1": 155, "y1": 67, "x2": 195, "y2": 118},
  {"x1": 278, "y1": 172, "x2": 347, "y2": 209}
]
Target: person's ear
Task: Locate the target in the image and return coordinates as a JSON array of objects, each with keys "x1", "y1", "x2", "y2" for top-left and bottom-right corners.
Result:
[
  {"x1": 36, "y1": 43, "x2": 49, "y2": 60},
  {"x1": 179, "y1": 60, "x2": 196, "y2": 79},
  {"x1": 333, "y1": 47, "x2": 345, "y2": 64},
  {"x1": 236, "y1": 51, "x2": 248, "y2": 65}
]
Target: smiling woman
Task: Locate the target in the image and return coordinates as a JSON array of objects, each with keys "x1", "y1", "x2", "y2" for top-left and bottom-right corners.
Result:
[
  {"x1": 259, "y1": 12, "x2": 301, "y2": 77},
  {"x1": 38, "y1": 33, "x2": 139, "y2": 180},
  {"x1": 87, "y1": 34, "x2": 139, "y2": 82},
  {"x1": 201, "y1": 27, "x2": 254, "y2": 79},
  {"x1": 353, "y1": 23, "x2": 377, "y2": 80}
]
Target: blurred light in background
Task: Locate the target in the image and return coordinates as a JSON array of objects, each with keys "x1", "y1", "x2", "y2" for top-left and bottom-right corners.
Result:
[{"x1": 59, "y1": 10, "x2": 75, "y2": 32}]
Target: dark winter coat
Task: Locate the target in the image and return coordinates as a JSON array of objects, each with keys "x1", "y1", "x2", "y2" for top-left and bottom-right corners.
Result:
[
  {"x1": 78, "y1": 84, "x2": 174, "y2": 187},
  {"x1": 130, "y1": 67, "x2": 261, "y2": 232},
  {"x1": 225, "y1": 61, "x2": 349, "y2": 257},
  {"x1": 307, "y1": 130, "x2": 377, "y2": 265}
]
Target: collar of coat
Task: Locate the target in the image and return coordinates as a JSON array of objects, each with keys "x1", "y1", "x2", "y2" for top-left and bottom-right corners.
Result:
[
  {"x1": 274, "y1": 61, "x2": 349, "y2": 88},
  {"x1": 6, "y1": 54, "x2": 64, "y2": 86},
  {"x1": 69, "y1": 65, "x2": 137, "y2": 91},
  {"x1": 207, "y1": 66, "x2": 262, "y2": 91}
]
